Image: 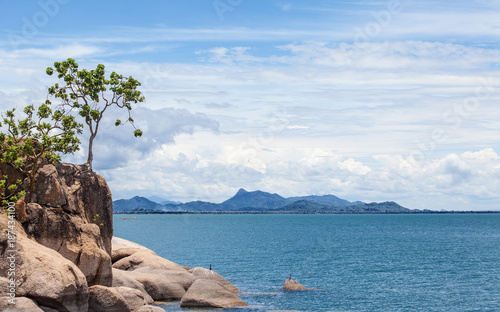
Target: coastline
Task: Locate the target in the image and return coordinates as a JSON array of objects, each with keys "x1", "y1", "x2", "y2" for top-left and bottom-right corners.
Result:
[{"x1": 114, "y1": 210, "x2": 500, "y2": 215}]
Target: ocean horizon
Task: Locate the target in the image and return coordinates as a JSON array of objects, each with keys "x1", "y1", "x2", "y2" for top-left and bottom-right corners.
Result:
[{"x1": 114, "y1": 213, "x2": 500, "y2": 311}]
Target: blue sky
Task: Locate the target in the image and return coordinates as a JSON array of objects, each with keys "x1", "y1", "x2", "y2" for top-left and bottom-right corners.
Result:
[{"x1": 1, "y1": 0, "x2": 499, "y2": 210}]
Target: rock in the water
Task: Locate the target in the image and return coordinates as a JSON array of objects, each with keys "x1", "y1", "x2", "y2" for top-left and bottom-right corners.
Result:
[
  {"x1": 0, "y1": 297, "x2": 44, "y2": 312},
  {"x1": 111, "y1": 236, "x2": 156, "y2": 263},
  {"x1": 0, "y1": 213, "x2": 89, "y2": 312},
  {"x1": 137, "y1": 305, "x2": 166, "y2": 312},
  {"x1": 180, "y1": 279, "x2": 248, "y2": 308},
  {"x1": 112, "y1": 268, "x2": 154, "y2": 304},
  {"x1": 88, "y1": 285, "x2": 131, "y2": 312},
  {"x1": 283, "y1": 278, "x2": 308, "y2": 290},
  {"x1": 189, "y1": 267, "x2": 240, "y2": 293},
  {"x1": 113, "y1": 251, "x2": 186, "y2": 272}
]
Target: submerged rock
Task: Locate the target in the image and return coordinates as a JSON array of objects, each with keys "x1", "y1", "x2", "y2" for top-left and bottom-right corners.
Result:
[
  {"x1": 180, "y1": 279, "x2": 248, "y2": 308},
  {"x1": 283, "y1": 278, "x2": 308, "y2": 290}
]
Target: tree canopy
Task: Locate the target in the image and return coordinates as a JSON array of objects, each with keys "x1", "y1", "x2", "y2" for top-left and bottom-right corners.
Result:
[
  {"x1": 46, "y1": 58, "x2": 144, "y2": 170},
  {"x1": 0, "y1": 101, "x2": 82, "y2": 205}
]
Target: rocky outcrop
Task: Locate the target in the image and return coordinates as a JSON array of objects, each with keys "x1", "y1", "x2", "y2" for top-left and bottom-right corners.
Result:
[
  {"x1": 0, "y1": 213, "x2": 89, "y2": 312},
  {"x1": 179, "y1": 279, "x2": 248, "y2": 308},
  {"x1": 110, "y1": 237, "x2": 247, "y2": 308},
  {"x1": 112, "y1": 268, "x2": 154, "y2": 304},
  {"x1": 21, "y1": 163, "x2": 113, "y2": 286},
  {"x1": 0, "y1": 155, "x2": 247, "y2": 311},
  {"x1": 111, "y1": 236, "x2": 156, "y2": 263},
  {"x1": 117, "y1": 268, "x2": 191, "y2": 301},
  {"x1": 113, "y1": 251, "x2": 186, "y2": 272},
  {"x1": 283, "y1": 278, "x2": 308, "y2": 290},
  {"x1": 189, "y1": 267, "x2": 241, "y2": 293}
]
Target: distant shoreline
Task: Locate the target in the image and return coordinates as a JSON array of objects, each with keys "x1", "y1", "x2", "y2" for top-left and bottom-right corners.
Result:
[{"x1": 114, "y1": 210, "x2": 500, "y2": 215}]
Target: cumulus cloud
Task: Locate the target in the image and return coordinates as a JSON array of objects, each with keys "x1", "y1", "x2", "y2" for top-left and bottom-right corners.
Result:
[
  {"x1": 103, "y1": 137, "x2": 500, "y2": 211},
  {"x1": 63, "y1": 106, "x2": 220, "y2": 171}
]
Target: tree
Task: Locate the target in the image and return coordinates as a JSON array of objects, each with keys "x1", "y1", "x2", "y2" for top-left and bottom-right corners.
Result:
[
  {"x1": 0, "y1": 101, "x2": 82, "y2": 205},
  {"x1": 46, "y1": 58, "x2": 144, "y2": 171}
]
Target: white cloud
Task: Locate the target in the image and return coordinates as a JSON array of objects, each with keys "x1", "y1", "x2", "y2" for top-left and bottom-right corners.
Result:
[{"x1": 0, "y1": 11, "x2": 499, "y2": 212}]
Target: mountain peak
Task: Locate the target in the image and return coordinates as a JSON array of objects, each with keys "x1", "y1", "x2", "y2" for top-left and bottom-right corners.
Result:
[{"x1": 235, "y1": 188, "x2": 248, "y2": 195}]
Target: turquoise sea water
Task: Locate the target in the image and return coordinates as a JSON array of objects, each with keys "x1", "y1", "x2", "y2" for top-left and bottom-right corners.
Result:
[{"x1": 113, "y1": 214, "x2": 500, "y2": 311}]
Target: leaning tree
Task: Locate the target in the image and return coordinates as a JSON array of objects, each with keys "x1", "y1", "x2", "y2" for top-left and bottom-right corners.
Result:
[{"x1": 46, "y1": 58, "x2": 144, "y2": 170}]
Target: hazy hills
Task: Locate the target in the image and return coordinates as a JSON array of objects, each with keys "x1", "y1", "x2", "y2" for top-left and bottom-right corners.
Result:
[{"x1": 113, "y1": 188, "x2": 410, "y2": 214}]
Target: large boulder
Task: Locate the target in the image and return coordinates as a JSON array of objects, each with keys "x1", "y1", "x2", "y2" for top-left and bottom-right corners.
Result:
[
  {"x1": 180, "y1": 279, "x2": 248, "y2": 308},
  {"x1": 114, "y1": 286, "x2": 148, "y2": 311},
  {"x1": 189, "y1": 267, "x2": 240, "y2": 293},
  {"x1": 21, "y1": 162, "x2": 113, "y2": 286},
  {"x1": 88, "y1": 285, "x2": 129, "y2": 312},
  {"x1": 123, "y1": 269, "x2": 190, "y2": 301},
  {"x1": 112, "y1": 268, "x2": 154, "y2": 304},
  {"x1": 111, "y1": 236, "x2": 156, "y2": 263},
  {"x1": 0, "y1": 213, "x2": 89, "y2": 312},
  {"x1": 113, "y1": 251, "x2": 186, "y2": 272},
  {"x1": 0, "y1": 297, "x2": 44, "y2": 312},
  {"x1": 283, "y1": 278, "x2": 307, "y2": 290},
  {"x1": 23, "y1": 202, "x2": 112, "y2": 286}
]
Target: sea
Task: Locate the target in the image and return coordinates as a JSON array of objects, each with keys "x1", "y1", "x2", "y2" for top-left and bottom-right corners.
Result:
[{"x1": 113, "y1": 213, "x2": 500, "y2": 312}]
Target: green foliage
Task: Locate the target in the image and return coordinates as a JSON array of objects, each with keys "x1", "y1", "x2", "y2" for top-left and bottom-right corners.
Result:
[
  {"x1": 46, "y1": 58, "x2": 145, "y2": 170},
  {"x1": 0, "y1": 102, "x2": 83, "y2": 204},
  {"x1": 0, "y1": 175, "x2": 24, "y2": 207},
  {"x1": 92, "y1": 213, "x2": 104, "y2": 227}
]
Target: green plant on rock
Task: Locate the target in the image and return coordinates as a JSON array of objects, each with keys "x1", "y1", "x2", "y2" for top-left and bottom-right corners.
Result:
[
  {"x1": 0, "y1": 101, "x2": 83, "y2": 206},
  {"x1": 46, "y1": 58, "x2": 145, "y2": 171},
  {"x1": 92, "y1": 213, "x2": 104, "y2": 227},
  {"x1": 0, "y1": 175, "x2": 24, "y2": 206}
]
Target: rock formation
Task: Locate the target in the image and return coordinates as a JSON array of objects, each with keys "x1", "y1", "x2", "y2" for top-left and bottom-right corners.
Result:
[
  {"x1": 23, "y1": 163, "x2": 114, "y2": 286},
  {"x1": 283, "y1": 278, "x2": 308, "y2": 290},
  {"x1": 0, "y1": 160, "x2": 248, "y2": 311},
  {"x1": 180, "y1": 279, "x2": 248, "y2": 308},
  {"x1": 189, "y1": 267, "x2": 241, "y2": 293},
  {"x1": 111, "y1": 237, "x2": 247, "y2": 308},
  {"x1": 0, "y1": 213, "x2": 89, "y2": 312}
]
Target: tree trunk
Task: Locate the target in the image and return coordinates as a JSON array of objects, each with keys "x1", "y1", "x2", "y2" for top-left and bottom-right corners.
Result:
[{"x1": 87, "y1": 133, "x2": 96, "y2": 171}]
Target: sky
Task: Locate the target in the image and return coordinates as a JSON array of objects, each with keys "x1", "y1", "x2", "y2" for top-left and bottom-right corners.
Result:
[{"x1": 0, "y1": 0, "x2": 499, "y2": 210}]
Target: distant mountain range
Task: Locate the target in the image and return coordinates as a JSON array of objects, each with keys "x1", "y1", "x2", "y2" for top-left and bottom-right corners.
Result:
[{"x1": 113, "y1": 188, "x2": 410, "y2": 214}]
